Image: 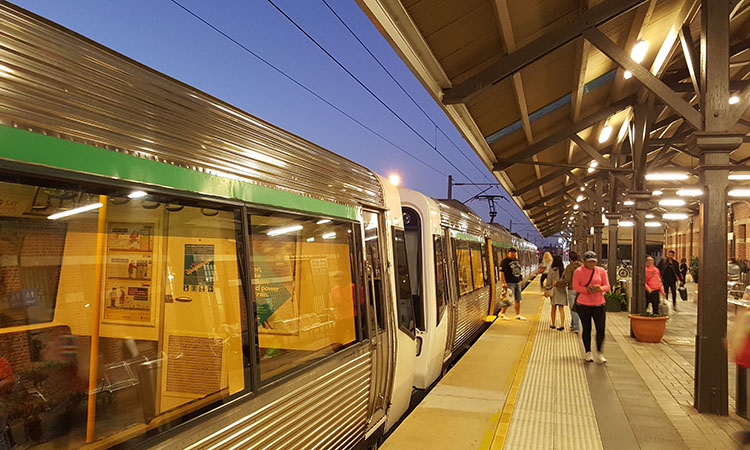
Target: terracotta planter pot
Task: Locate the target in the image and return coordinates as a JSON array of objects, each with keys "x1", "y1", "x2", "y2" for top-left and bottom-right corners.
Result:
[{"x1": 629, "y1": 314, "x2": 668, "y2": 343}]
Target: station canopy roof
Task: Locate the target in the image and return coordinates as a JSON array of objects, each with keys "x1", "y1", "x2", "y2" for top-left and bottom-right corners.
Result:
[{"x1": 357, "y1": 0, "x2": 750, "y2": 236}]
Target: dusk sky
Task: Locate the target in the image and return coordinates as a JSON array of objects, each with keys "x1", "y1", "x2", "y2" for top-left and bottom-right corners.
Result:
[{"x1": 14, "y1": 0, "x2": 556, "y2": 245}]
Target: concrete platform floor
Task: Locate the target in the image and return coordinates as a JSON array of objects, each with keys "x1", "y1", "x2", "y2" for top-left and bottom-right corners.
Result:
[{"x1": 381, "y1": 282, "x2": 750, "y2": 450}]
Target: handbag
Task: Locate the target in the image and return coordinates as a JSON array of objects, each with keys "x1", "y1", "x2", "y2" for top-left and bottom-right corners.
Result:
[
  {"x1": 572, "y1": 268, "x2": 596, "y2": 312},
  {"x1": 498, "y1": 286, "x2": 515, "y2": 308}
]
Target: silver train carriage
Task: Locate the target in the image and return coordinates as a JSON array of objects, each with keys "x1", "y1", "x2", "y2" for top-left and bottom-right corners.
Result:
[{"x1": 0, "y1": 3, "x2": 420, "y2": 449}]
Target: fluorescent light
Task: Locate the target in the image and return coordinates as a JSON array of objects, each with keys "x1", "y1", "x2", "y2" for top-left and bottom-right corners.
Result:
[
  {"x1": 576, "y1": 195, "x2": 585, "y2": 202},
  {"x1": 729, "y1": 174, "x2": 750, "y2": 180},
  {"x1": 623, "y1": 200, "x2": 634, "y2": 206},
  {"x1": 388, "y1": 174, "x2": 400, "y2": 187},
  {"x1": 652, "y1": 190, "x2": 663, "y2": 196},
  {"x1": 730, "y1": 95, "x2": 740, "y2": 105},
  {"x1": 619, "y1": 221, "x2": 634, "y2": 227},
  {"x1": 589, "y1": 160, "x2": 598, "y2": 168},
  {"x1": 598, "y1": 125, "x2": 613, "y2": 143},
  {"x1": 322, "y1": 232, "x2": 337, "y2": 240},
  {"x1": 729, "y1": 189, "x2": 750, "y2": 197},
  {"x1": 306, "y1": 237, "x2": 315, "y2": 242},
  {"x1": 659, "y1": 199, "x2": 686, "y2": 206},
  {"x1": 316, "y1": 219, "x2": 331, "y2": 225},
  {"x1": 573, "y1": 204, "x2": 580, "y2": 210},
  {"x1": 48, "y1": 203, "x2": 103, "y2": 220},
  {"x1": 128, "y1": 190, "x2": 148, "y2": 199},
  {"x1": 646, "y1": 172, "x2": 689, "y2": 181},
  {"x1": 676, "y1": 189, "x2": 702, "y2": 197},
  {"x1": 267, "y1": 225, "x2": 303, "y2": 236},
  {"x1": 365, "y1": 235, "x2": 378, "y2": 242},
  {"x1": 663, "y1": 213, "x2": 689, "y2": 220},
  {"x1": 631, "y1": 40, "x2": 649, "y2": 63},
  {"x1": 580, "y1": 186, "x2": 585, "y2": 191},
  {"x1": 645, "y1": 222, "x2": 662, "y2": 228},
  {"x1": 645, "y1": 214, "x2": 655, "y2": 219},
  {"x1": 623, "y1": 70, "x2": 632, "y2": 79}
]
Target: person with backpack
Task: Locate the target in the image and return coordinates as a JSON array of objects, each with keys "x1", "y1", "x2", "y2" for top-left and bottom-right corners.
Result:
[
  {"x1": 546, "y1": 255, "x2": 567, "y2": 330},
  {"x1": 558, "y1": 251, "x2": 582, "y2": 332},
  {"x1": 572, "y1": 251, "x2": 610, "y2": 363},
  {"x1": 658, "y1": 250, "x2": 683, "y2": 311},
  {"x1": 499, "y1": 248, "x2": 526, "y2": 321}
]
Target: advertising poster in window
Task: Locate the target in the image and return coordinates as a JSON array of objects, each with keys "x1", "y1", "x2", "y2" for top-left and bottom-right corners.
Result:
[
  {"x1": 183, "y1": 244, "x2": 215, "y2": 292},
  {"x1": 252, "y1": 238, "x2": 296, "y2": 330},
  {"x1": 103, "y1": 222, "x2": 154, "y2": 324}
]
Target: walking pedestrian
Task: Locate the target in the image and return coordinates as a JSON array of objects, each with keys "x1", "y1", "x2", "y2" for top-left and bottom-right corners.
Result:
[
  {"x1": 645, "y1": 256, "x2": 665, "y2": 314},
  {"x1": 572, "y1": 251, "x2": 610, "y2": 363},
  {"x1": 499, "y1": 247, "x2": 526, "y2": 321},
  {"x1": 657, "y1": 250, "x2": 683, "y2": 311},
  {"x1": 559, "y1": 251, "x2": 582, "y2": 332},
  {"x1": 540, "y1": 251, "x2": 553, "y2": 294},
  {"x1": 546, "y1": 255, "x2": 567, "y2": 330}
]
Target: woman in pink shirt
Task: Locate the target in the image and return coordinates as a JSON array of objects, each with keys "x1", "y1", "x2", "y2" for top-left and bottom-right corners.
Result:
[
  {"x1": 645, "y1": 256, "x2": 665, "y2": 314},
  {"x1": 572, "y1": 251, "x2": 610, "y2": 363}
]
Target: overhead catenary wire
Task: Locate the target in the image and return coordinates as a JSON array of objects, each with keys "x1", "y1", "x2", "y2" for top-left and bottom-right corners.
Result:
[
  {"x1": 320, "y1": 0, "x2": 492, "y2": 183},
  {"x1": 167, "y1": 0, "x2": 452, "y2": 181},
  {"x1": 265, "y1": 0, "x2": 477, "y2": 185}
]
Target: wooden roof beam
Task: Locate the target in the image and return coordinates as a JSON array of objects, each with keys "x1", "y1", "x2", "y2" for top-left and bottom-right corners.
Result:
[
  {"x1": 494, "y1": 94, "x2": 636, "y2": 170},
  {"x1": 441, "y1": 0, "x2": 648, "y2": 104},
  {"x1": 583, "y1": 27, "x2": 704, "y2": 130}
]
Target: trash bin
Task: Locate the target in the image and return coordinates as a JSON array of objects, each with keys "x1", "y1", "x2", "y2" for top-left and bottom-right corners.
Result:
[
  {"x1": 738, "y1": 365, "x2": 750, "y2": 419},
  {"x1": 135, "y1": 357, "x2": 161, "y2": 423}
]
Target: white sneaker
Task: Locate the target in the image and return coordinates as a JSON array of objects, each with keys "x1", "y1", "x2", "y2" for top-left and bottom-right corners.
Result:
[
  {"x1": 501, "y1": 314, "x2": 511, "y2": 321},
  {"x1": 584, "y1": 352, "x2": 594, "y2": 362},
  {"x1": 595, "y1": 353, "x2": 607, "y2": 364},
  {"x1": 514, "y1": 315, "x2": 527, "y2": 321}
]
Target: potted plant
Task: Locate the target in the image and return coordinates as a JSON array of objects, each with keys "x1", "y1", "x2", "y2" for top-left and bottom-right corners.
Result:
[
  {"x1": 690, "y1": 256, "x2": 699, "y2": 283},
  {"x1": 604, "y1": 285, "x2": 627, "y2": 312},
  {"x1": 629, "y1": 312, "x2": 669, "y2": 343}
]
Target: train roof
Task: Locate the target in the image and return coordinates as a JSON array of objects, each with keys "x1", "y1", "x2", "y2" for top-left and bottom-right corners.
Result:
[
  {"x1": 0, "y1": 3, "x2": 383, "y2": 211},
  {"x1": 434, "y1": 199, "x2": 487, "y2": 238}
]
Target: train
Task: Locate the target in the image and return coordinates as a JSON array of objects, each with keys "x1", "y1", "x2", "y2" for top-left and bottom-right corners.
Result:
[{"x1": 0, "y1": 4, "x2": 537, "y2": 449}]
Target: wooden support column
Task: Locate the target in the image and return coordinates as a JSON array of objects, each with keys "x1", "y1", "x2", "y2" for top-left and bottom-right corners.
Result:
[
  {"x1": 693, "y1": 0, "x2": 739, "y2": 417},
  {"x1": 606, "y1": 214, "x2": 621, "y2": 288}
]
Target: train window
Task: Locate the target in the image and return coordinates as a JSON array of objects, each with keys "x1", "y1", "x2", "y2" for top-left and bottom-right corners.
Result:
[
  {"x1": 469, "y1": 243, "x2": 484, "y2": 290},
  {"x1": 0, "y1": 178, "x2": 247, "y2": 448},
  {"x1": 433, "y1": 236, "x2": 447, "y2": 325},
  {"x1": 454, "y1": 239, "x2": 473, "y2": 295},
  {"x1": 392, "y1": 229, "x2": 415, "y2": 336},
  {"x1": 402, "y1": 208, "x2": 424, "y2": 332},
  {"x1": 248, "y1": 212, "x2": 362, "y2": 382}
]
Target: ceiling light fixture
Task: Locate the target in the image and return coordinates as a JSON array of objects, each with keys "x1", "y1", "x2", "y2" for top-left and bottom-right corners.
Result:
[
  {"x1": 623, "y1": 200, "x2": 634, "y2": 206},
  {"x1": 645, "y1": 222, "x2": 662, "y2": 228},
  {"x1": 652, "y1": 190, "x2": 663, "y2": 196},
  {"x1": 729, "y1": 189, "x2": 750, "y2": 197},
  {"x1": 729, "y1": 174, "x2": 750, "y2": 180},
  {"x1": 576, "y1": 195, "x2": 585, "y2": 202},
  {"x1": 619, "y1": 221, "x2": 634, "y2": 227},
  {"x1": 663, "y1": 213, "x2": 689, "y2": 220},
  {"x1": 48, "y1": 202, "x2": 103, "y2": 220},
  {"x1": 659, "y1": 199, "x2": 686, "y2": 206},
  {"x1": 598, "y1": 125, "x2": 613, "y2": 143},
  {"x1": 730, "y1": 95, "x2": 740, "y2": 105},
  {"x1": 631, "y1": 40, "x2": 649, "y2": 63},
  {"x1": 676, "y1": 189, "x2": 702, "y2": 197},
  {"x1": 645, "y1": 214, "x2": 655, "y2": 219},
  {"x1": 645, "y1": 172, "x2": 689, "y2": 181},
  {"x1": 128, "y1": 190, "x2": 148, "y2": 199},
  {"x1": 623, "y1": 70, "x2": 632, "y2": 79},
  {"x1": 573, "y1": 204, "x2": 580, "y2": 210}
]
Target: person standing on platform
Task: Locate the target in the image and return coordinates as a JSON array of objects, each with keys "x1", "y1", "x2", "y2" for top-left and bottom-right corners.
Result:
[
  {"x1": 645, "y1": 256, "x2": 665, "y2": 314},
  {"x1": 546, "y1": 255, "x2": 567, "y2": 330},
  {"x1": 499, "y1": 247, "x2": 526, "y2": 321},
  {"x1": 540, "y1": 251, "x2": 553, "y2": 296},
  {"x1": 658, "y1": 250, "x2": 682, "y2": 311},
  {"x1": 559, "y1": 251, "x2": 582, "y2": 333},
  {"x1": 572, "y1": 251, "x2": 610, "y2": 363},
  {"x1": 679, "y1": 258, "x2": 688, "y2": 284}
]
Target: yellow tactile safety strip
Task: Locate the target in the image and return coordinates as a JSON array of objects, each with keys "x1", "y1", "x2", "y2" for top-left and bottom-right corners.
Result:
[{"x1": 479, "y1": 295, "x2": 544, "y2": 450}]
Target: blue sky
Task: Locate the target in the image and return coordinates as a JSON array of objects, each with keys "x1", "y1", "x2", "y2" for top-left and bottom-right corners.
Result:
[{"x1": 13, "y1": 0, "x2": 553, "y2": 244}]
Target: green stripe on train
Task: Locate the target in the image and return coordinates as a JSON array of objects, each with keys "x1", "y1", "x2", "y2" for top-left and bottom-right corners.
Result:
[{"x1": 0, "y1": 126, "x2": 357, "y2": 220}]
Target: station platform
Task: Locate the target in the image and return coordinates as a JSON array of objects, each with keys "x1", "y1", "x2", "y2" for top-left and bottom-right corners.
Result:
[{"x1": 382, "y1": 282, "x2": 750, "y2": 450}]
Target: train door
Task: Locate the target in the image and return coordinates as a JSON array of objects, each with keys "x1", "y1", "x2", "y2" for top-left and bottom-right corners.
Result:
[
  {"x1": 362, "y1": 210, "x2": 391, "y2": 429},
  {"x1": 441, "y1": 228, "x2": 457, "y2": 361},
  {"x1": 158, "y1": 207, "x2": 245, "y2": 414}
]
